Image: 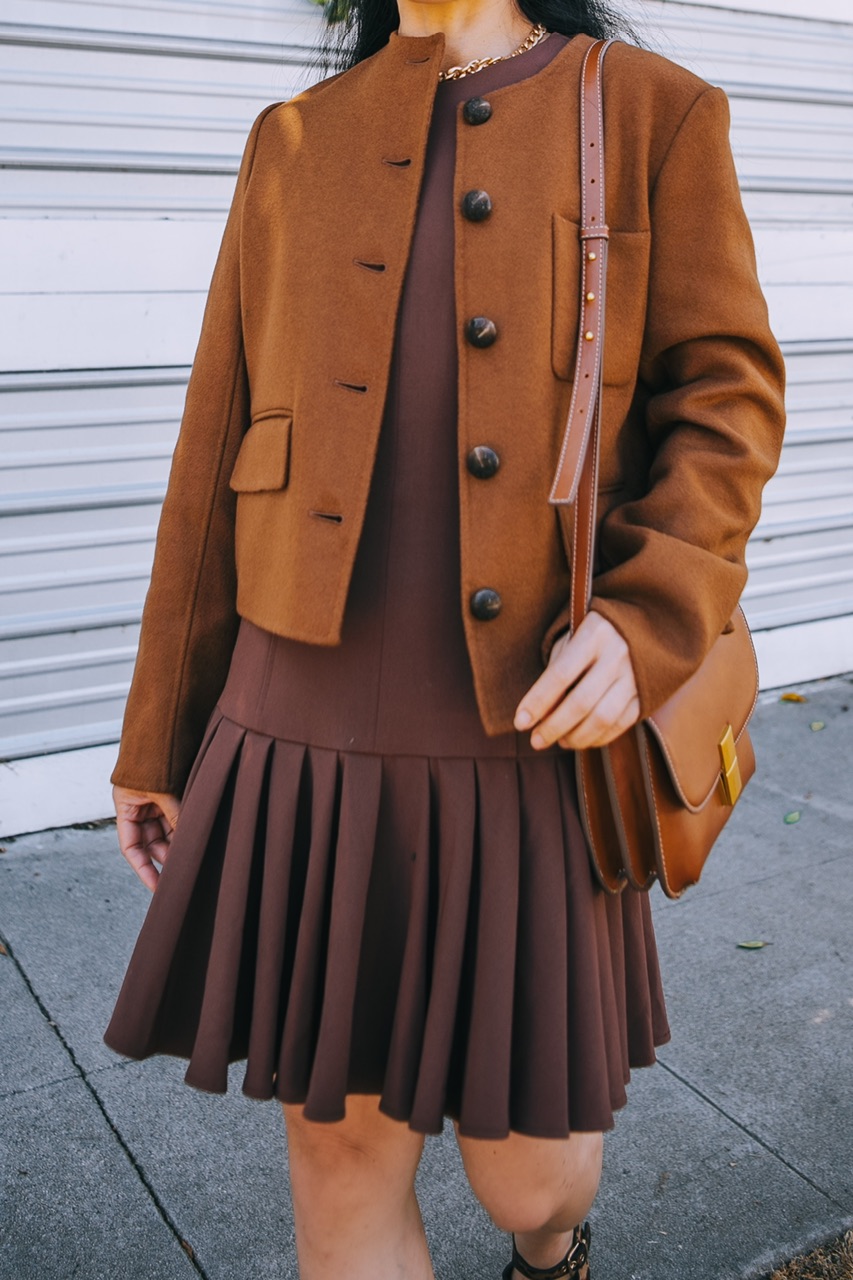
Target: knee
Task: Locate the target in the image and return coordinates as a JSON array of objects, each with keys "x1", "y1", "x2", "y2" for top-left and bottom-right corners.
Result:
[
  {"x1": 475, "y1": 1184, "x2": 562, "y2": 1236},
  {"x1": 460, "y1": 1131, "x2": 604, "y2": 1236},
  {"x1": 283, "y1": 1097, "x2": 423, "y2": 1189},
  {"x1": 285, "y1": 1103, "x2": 382, "y2": 1174}
]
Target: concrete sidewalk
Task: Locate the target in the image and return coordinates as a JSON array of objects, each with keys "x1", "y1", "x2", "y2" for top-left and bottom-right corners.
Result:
[{"x1": 1, "y1": 675, "x2": 851, "y2": 1280}]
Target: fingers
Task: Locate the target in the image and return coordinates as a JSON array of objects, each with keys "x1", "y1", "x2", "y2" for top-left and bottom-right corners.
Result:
[
  {"x1": 113, "y1": 787, "x2": 181, "y2": 893},
  {"x1": 514, "y1": 611, "x2": 640, "y2": 751},
  {"x1": 530, "y1": 667, "x2": 632, "y2": 751},
  {"x1": 157, "y1": 791, "x2": 182, "y2": 835},
  {"x1": 538, "y1": 662, "x2": 624, "y2": 750},
  {"x1": 554, "y1": 674, "x2": 639, "y2": 750},
  {"x1": 514, "y1": 613, "x2": 602, "y2": 733},
  {"x1": 119, "y1": 832, "x2": 163, "y2": 894},
  {"x1": 138, "y1": 810, "x2": 171, "y2": 866}
]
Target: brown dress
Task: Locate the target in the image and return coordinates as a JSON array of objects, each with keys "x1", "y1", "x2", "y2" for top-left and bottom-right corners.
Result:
[{"x1": 103, "y1": 30, "x2": 670, "y2": 1140}]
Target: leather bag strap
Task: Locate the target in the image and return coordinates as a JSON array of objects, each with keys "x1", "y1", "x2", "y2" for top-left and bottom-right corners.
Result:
[{"x1": 548, "y1": 37, "x2": 615, "y2": 635}]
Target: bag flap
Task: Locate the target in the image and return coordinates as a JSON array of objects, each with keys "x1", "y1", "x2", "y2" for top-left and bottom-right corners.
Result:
[
  {"x1": 229, "y1": 414, "x2": 292, "y2": 492},
  {"x1": 644, "y1": 606, "x2": 759, "y2": 811}
]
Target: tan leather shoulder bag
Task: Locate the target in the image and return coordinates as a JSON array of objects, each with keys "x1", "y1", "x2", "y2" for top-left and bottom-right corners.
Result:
[{"x1": 549, "y1": 38, "x2": 760, "y2": 899}]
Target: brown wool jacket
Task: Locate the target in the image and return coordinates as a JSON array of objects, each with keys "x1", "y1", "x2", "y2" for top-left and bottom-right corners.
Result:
[{"x1": 111, "y1": 28, "x2": 786, "y2": 796}]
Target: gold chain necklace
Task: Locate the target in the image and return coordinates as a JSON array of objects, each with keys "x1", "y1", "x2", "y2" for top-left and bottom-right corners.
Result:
[{"x1": 437, "y1": 23, "x2": 550, "y2": 81}]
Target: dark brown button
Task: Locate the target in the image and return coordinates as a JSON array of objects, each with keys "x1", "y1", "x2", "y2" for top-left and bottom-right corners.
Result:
[
  {"x1": 463, "y1": 96, "x2": 492, "y2": 125},
  {"x1": 466, "y1": 446, "x2": 500, "y2": 479},
  {"x1": 470, "y1": 588, "x2": 502, "y2": 620},
  {"x1": 465, "y1": 316, "x2": 498, "y2": 348},
  {"x1": 461, "y1": 189, "x2": 492, "y2": 222}
]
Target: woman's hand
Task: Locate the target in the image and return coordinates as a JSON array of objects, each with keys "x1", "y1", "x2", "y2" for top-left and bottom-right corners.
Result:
[
  {"x1": 514, "y1": 610, "x2": 640, "y2": 750},
  {"x1": 113, "y1": 786, "x2": 181, "y2": 893}
]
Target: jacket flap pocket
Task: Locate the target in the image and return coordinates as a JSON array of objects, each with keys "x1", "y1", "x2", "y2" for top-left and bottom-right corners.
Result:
[
  {"x1": 644, "y1": 607, "x2": 759, "y2": 811},
  {"x1": 602, "y1": 228, "x2": 650, "y2": 386},
  {"x1": 551, "y1": 213, "x2": 581, "y2": 382},
  {"x1": 551, "y1": 214, "x2": 651, "y2": 387},
  {"x1": 229, "y1": 415, "x2": 292, "y2": 492}
]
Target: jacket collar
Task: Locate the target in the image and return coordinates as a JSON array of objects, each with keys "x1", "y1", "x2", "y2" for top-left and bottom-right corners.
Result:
[
  {"x1": 364, "y1": 25, "x2": 592, "y2": 104},
  {"x1": 385, "y1": 27, "x2": 447, "y2": 62},
  {"x1": 363, "y1": 27, "x2": 448, "y2": 101}
]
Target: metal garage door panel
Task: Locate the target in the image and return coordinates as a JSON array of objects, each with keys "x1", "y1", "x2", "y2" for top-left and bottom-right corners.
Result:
[
  {"x1": 1, "y1": 168, "x2": 237, "y2": 219},
  {"x1": 642, "y1": 1, "x2": 853, "y2": 96},
  {"x1": 744, "y1": 345, "x2": 853, "y2": 631},
  {"x1": 0, "y1": 369, "x2": 180, "y2": 758},
  {"x1": 5, "y1": 0, "x2": 306, "y2": 42}
]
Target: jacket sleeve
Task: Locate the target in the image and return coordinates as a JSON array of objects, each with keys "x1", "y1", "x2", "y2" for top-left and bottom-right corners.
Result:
[
  {"x1": 110, "y1": 103, "x2": 278, "y2": 795},
  {"x1": 542, "y1": 85, "x2": 787, "y2": 718}
]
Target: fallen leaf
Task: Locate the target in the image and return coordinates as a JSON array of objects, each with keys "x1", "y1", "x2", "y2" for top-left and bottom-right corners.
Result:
[
  {"x1": 809, "y1": 721, "x2": 825, "y2": 732},
  {"x1": 738, "y1": 940, "x2": 771, "y2": 950},
  {"x1": 180, "y1": 1241, "x2": 195, "y2": 1260},
  {"x1": 780, "y1": 691, "x2": 807, "y2": 702},
  {"x1": 0, "y1": 942, "x2": 6, "y2": 956},
  {"x1": 783, "y1": 810, "x2": 801, "y2": 824}
]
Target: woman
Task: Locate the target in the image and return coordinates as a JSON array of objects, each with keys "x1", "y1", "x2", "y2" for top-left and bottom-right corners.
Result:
[{"x1": 102, "y1": 0, "x2": 786, "y2": 1274}]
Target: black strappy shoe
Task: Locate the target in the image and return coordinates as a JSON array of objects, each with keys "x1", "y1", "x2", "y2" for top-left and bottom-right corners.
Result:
[{"x1": 501, "y1": 1221, "x2": 591, "y2": 1280}]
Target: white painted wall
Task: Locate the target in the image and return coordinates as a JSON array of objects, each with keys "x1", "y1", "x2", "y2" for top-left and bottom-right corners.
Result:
[{"x1": 1, "y1": 0, "x2": 851, "y2": 835}]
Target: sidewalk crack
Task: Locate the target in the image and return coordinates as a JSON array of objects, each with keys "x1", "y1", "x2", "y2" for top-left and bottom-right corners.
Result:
[
  {"x1": 1, "y1": 929, "x2": 210, "y2": 1278},
  {"x1": 1, "y1": 1071, "x2": 79, "y2": 1102},
  {"x1": 656, "y1": 1057, "x2": 846, "y2": 1211}
]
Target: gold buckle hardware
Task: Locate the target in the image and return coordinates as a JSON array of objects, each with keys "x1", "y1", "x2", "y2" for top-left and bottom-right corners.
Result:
[{"x1": 718, "y1": 723, "x2": 742, "y2": 807}]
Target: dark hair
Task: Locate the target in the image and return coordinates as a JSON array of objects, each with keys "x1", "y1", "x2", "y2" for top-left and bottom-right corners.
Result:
[{"x1": 310, "y1": 0, "x2": 639, "y2": 77}]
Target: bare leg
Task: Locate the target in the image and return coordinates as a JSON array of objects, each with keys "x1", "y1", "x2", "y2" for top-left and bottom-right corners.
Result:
[
  {"x1": 282, "y1": 1094, "x2": 435, "y2": 1280},
  {"x1": 454, "y1": 1124, "x2": 604, "y2": 1275}
]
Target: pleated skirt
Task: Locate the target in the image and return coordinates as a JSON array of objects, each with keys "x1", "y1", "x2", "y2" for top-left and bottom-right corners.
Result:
[{"x1": 103, "y1": 622, "x2": 670, "y2": 1140}]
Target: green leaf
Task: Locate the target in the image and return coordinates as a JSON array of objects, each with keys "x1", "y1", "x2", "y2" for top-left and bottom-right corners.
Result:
[
  {"x1": 737, "y1": 941, "x2": 771, "y2": 950},
  {"x1": 810, "y1": 721, "x2": 825, "y2": 732},
  {"x1": 783, "y1": 810, "x2": 801, "y2": 824}
]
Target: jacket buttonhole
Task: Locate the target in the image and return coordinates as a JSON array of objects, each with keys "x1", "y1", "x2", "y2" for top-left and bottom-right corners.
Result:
[
  {"x1": 333, "y1": 379, "x2": 368, "y2": 393},
  {"x1": 309, "y1": 509, "x2": 343, "y2": 524},
  {"x1": 353, "y1": 259, "x2": 387, "y2": 273},
  {"x1": 382, "y1": 156, "x2": 412, "y2": 167}
]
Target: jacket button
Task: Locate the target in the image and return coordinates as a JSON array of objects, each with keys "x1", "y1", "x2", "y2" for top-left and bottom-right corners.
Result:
[
  {"x1": 466, "y1": 445, "x2": 500, "y2": 479},
  {"x1": 463, "y1": 96, "x2": 492, "y2": 125},
  {"x1": 461, "y1": 189, "x2": 492, "y2": 221},
  {"x1": 470, "y1": 588, "x2": 502, "y2": 620},
  {"x1": 465, "y1": 316, "x2": 498, "y2": 348}
]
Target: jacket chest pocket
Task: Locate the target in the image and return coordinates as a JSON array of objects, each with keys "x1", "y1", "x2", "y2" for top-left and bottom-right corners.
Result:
[
  {"x1": 551, "y1": 213, "x2": 651, "y2": 389},
  {"x1": 229, "y1": 412, "x2": 292, "y2": 492}
]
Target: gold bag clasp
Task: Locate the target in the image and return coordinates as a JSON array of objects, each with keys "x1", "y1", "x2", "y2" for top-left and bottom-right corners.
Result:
[{"x1": 718, "y1": 723, "x2": 743, "y2": 807}]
